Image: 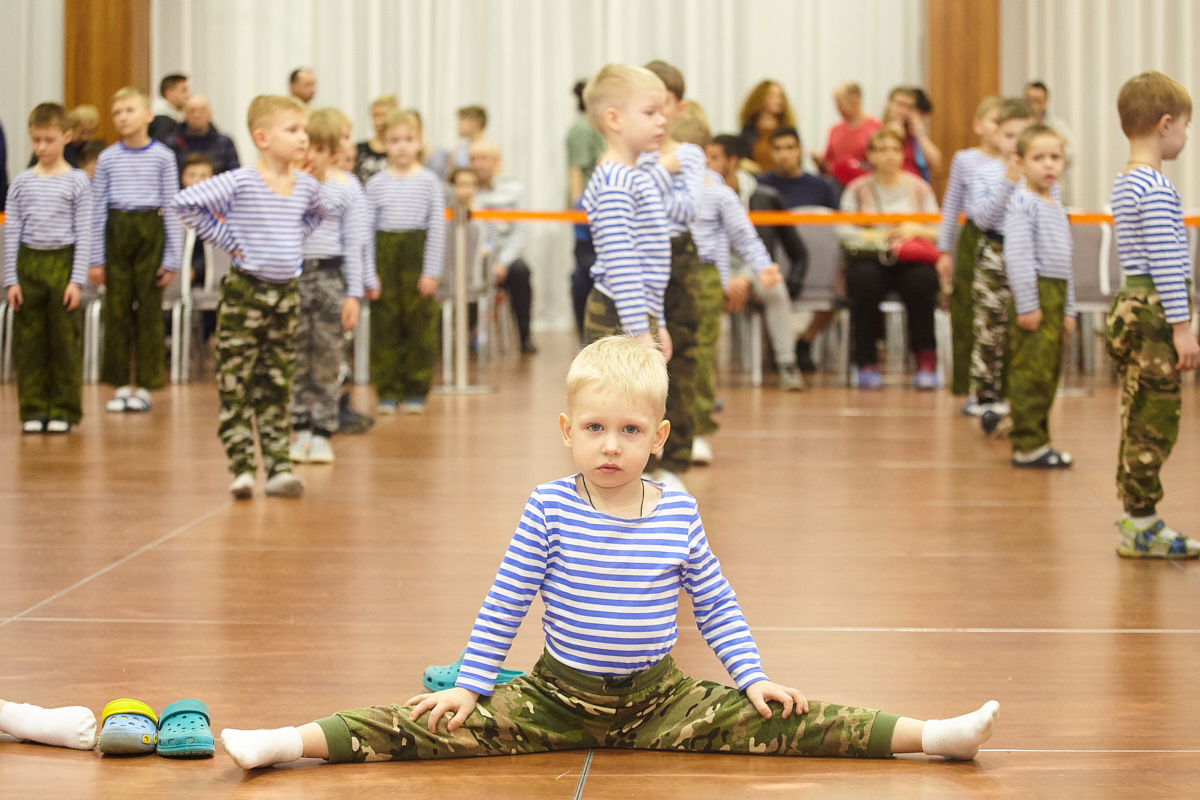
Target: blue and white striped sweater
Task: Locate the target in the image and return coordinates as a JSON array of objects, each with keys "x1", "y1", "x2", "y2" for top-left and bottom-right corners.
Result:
[
  {"x1": 1111, "y1": 167, "x2": 1191, "y2": 324},
  {"x1": 90, "y1": 140, "x2": 182, "y2": 270}
]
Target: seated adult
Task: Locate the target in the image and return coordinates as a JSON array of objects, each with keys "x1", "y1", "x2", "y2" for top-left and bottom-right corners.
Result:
[
  {"x1": 815, "y1": 82, "x2": 882, "y2": 187},
  {"x1": 353, "y1": 94, "x2": 399, "y2": 184},
  {"x1": 737, "y1": 80, "x2": 796, "y2": 172},
  {"x1": 150, "y1": 73, "x2": 189, "y2": 143},
  {"x1": 881, "y1": 87, "x2": 943, "y2": 182},
  {"x1": 836, "y1": 129, "x2": 941, "y2": 390},
  {"x1": 468, "y1": 140, "x2": 536, "y2": 354},
  {"x1": 168, "y1": 95, "x2": 240, "y2": 174},
  {"x1": 756, "y1": 128, "x2": 841, "y2": 210}
]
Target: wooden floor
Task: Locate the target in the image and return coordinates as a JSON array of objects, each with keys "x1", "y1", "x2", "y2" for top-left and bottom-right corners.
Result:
[{"x1": 1, "y1": 332, "x2": 1198, "y2": 798}]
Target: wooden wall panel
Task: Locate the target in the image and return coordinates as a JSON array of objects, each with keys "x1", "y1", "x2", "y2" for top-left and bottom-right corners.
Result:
[
  {"x1": 64, "y1": 0, "x2": 151, "y2": 144},
  {"x1": 926, "y1": 0, "x2": 1000, "y2": 198}
]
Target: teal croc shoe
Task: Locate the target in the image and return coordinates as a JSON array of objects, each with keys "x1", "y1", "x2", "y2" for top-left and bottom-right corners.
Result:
[
  {"x1": 422, "y1": 651, "x2": 524, "y2": 692},
  {"x1": 98, "y1": 699, "x2": 158, "y2": 755},
  {"x1": 156, "y1": 699, "x2": 215, "y2": 758}
]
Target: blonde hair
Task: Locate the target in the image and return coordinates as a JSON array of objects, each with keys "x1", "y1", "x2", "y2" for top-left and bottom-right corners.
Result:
[
  {"x1": 371, "y1": 94, "x2": 400, "y2": 112},
  {"x1": 996, "y1": 97, "x2": 1036, "y2": 126},
  {"x1": 974, "y1": 95, "x2": 1004, "y2": 120},
  {"x1": 566, "y1": 334, "x2": 668, "y2": 418},
  {"x1": 111, "y1": 87, "x2": 150, "y2": 108},
  {"x1": 1118, "y1": 71, "x2": 1193, "y2": 137},
  {"x1": 867, "y1": 127, "x2": 906, "y2": 151},
  {"x1": 246, "y1": 94, "x2": 307, "y2": 136},
  {"x1": 583, "y1": 64, "x2": 665, "y2": 129},
  {"x1": 1016, "y1": 124, "x2": 1064, "y2": 157},
  {"x1": 668, "y1": 101, "x2": 711, "y2": 147},
  {"x1": 382, "y1": 109, "x2": 422, "y2": 135},
  {"x1": 67, "y1": 104, "x2": 100, "y2": 134},
  {"x1": 306, "y1": 108, "x2": 345, "y2": 151}
]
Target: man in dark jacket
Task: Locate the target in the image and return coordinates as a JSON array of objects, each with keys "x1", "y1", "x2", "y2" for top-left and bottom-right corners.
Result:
[{"x1": 168, "y1": 95, "x2": 240, "y2": 175}]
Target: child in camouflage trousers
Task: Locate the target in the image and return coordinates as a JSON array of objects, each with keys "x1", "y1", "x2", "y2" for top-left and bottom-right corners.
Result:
[
  {"x1": 1106, "y1": 72, "x2": 1200, "y2": 559},
  {"x1": 221, "y1": 335, "x2": 1000, "y2": 770}
]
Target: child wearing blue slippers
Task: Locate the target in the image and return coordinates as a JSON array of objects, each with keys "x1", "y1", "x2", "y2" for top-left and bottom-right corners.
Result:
[{"x1": 97, "y1": 698, "x2": 214, "y2": 758}]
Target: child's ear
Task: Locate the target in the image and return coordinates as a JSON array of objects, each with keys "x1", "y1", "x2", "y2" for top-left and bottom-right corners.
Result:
[
  {"x1": 651, "y1": 419, "x2": 670, "y2": 455},
  {"x1": 559, "y1": 412, "x2": 573, "y2": 448},
  {"x1": 62, "y1": 128, "x2": 74, "y2": 144},
  {"x1": 1157, "y1": 113, "x2": 1175, "y2": 136},
  {"x1": 252, "y1": 128, "x2": 270, "y2": 149},
  {"x1": 603, "y1": 107, "x2": 621, "y2": 134}
]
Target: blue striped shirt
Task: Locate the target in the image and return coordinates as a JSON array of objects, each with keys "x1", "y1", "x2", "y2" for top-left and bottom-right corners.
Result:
[
  {"x1": 1112, "y1": 167, "x2": 1191, "y2": 324},
  {"x1": 938, "y1": 148, "x2": 997, "y2": 251},
  {"x1": 693, "y1": 172, "x2": 771, "y2": 289},
  {"x1": 304, "y1": 176, "x2": 365, "y2": 299},
  {"x1": 364, "y1": 169, "x2": 446, "y2": 280},
  {"x1": 1003, "y1": 188, "x2": 1075, "y2": 317},
  {"x1": 456, "y1": 477, "x2": 769, "y2": 696},
  {"x1": 90, "y1": 140, "x2": 181, "y2": 270},
  {"x1": 638, "y1": 142, "x2": 706, "y2": 237},
  {"x1": 5, "y1": 169, "x2": 92, "y2": 287},
  {"x1": 581, "y1": 161, "x2": 671, "y2": 332},
  {"x1": 172, "y1": 166, "x2": 325, "y2": 284}
]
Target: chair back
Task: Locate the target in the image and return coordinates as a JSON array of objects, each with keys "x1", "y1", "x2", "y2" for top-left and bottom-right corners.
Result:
[{"x1": 790, "y1": 206, "x2": 842, "y2": 306}]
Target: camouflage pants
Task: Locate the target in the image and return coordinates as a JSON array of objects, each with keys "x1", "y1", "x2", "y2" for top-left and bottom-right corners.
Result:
[
  {"x1": 1007, "y1": 277, "x2": 1066, "y2": 454},
  {"x1": 969, "y1": 236, "x2": 1011, "y2": 403},
  {"x1": 215, "y1": 269, "x2": 300, "y2": 477},
  {"x1": 101, "y1": 209, "x2": 166, "y2": 389},
  {"x1": 316, "y1": 652, "x2": 898, "y2": 763},
  {"x1": 12, "y1": 245, "x2": 83, "y2": 424},
  {"x1": 370, "y1": 230, "x2": 439, "y2": 402},
  {"x1": 1106, "y1": 276, "x2": 1186, "y2": 516},
  {"x1": 660, "y1": 236, "x2": 703, "y2": 474},
  {"x1": 581, "y1": 288, "x2": 657, "y2": 345},
  {"x1": 291, "y1": 261, "x2": 346, "y2": 434},
  {"x1": 694, "y1": 262, "x2": 724, "y2": 437},
  {"x1": 950, "y1": 221, "x2": 982, "y2": 396}
]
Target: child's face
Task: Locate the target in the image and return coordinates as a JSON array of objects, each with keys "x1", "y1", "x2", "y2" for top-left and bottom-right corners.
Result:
[
  {"x1": 255, "y1": 109, "x2": 310, "y2": 165},
  {"x1": 112, "y1": 97, "x2": 152, "y2": 139},
  {"x1": 181, "y1": 164, "x2": 214, "y2": 188},
  {"x1": 372, "y1": 104, "x2": 391, "y2": 137},
  {"x1": 705, "y1": 143, "x2": 731, "y2": 179},
  {"x1": 1020, "y1": 134, "x2": 1064, "y2": 194},
  {"x1": 611, "y1": 87, "x2": 666, "y2": 154},
  {"x1": 384, "y1": 123, "x2": 422, "y2": 167},
  {"x1": 1161, "y1": 111, "x2": 1190, "y2": 160},
  {"x1": 661, "y1": 91, "x2": 686, "y2": 123},
  {"x1": 452, "y1": 172, "x2": 478, "y2": 206},
  {"x1": 306, "y1": 143, "x2": 333, "y2": 176},
  {"x1": 457, "y1": 116, "x2": 482, "y2": 139},
  {"x1": 996, "y1": 117, "x2": 1032, "y2": 158},
  {"x1": 976, "y1": 109, "x2": 1001, "y2": 152},
  {"x1": 29, "y1": 124, "x2": 69, "y2": 165},
  {"x1": 559, "y1": 386, "x2": 669, "y2": 491}
]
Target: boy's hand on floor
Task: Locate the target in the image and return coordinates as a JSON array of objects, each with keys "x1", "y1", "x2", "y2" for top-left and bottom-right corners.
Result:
[
  {"x1": 417, "y1": 276, "x2": 438, "y2": 298},
  {"x1": 6, "y1": 285, "x2": 23, "y2": 311},
  {"x1": 406, "y1": 687, "x2": 480, "y2": 734},
  {"x1": 745, "y1": 680, "x2": 809, "y2": 720},
  {"x1": 1016, "y1": 309, "x2": 1042, "y2": 331},
  {"x1": 89, "y1": 266, "x2": 105, "y2": 286},
  {"x1": 156, "y1": 268, "x2": 175, "y2": 288},
  {"x1": 62, "y1": 284, "x2": 82, "y2": 312}
]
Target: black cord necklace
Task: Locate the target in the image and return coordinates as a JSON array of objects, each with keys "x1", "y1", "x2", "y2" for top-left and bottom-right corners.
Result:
[{"x1": 580, "y1": 475, "x2": 644, "y2": 517}]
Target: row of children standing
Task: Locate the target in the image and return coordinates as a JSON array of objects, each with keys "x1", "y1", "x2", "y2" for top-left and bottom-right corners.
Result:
[
  {"x1": 938, "y1": 72, "x2": 1198, "y2": 560},
  {"x1": 4, "y1": 89, "x2": 446, "y2": 499}
]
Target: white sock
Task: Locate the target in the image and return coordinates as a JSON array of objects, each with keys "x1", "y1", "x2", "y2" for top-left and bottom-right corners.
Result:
[
  {"x1": 0, "y1": 702, "x2": 97, "y2": 750},
  {"x1": 1127, "y1": 514, "x2": 1158, "y2": 531},
  {"x1": 220, "y1": 726, "x2": 304, "y2": 769},
  {"x1": 921, "y1": 700, "x2": 999, "y2": 760}
]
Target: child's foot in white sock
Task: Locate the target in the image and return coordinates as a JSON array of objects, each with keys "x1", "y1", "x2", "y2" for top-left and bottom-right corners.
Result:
[
  {"x1": 221, "y1": 726, "x2": 304, "y2": 769},
  {"x1": 921, "y1": 701, "x2": 999, "y2": 760},
  {"x1": 0, "y1": 702, "x2": 98, "y2": 750}
]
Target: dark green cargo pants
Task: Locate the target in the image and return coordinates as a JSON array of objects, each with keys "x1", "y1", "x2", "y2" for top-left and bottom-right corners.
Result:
[{"x1": 12, "y1": 245, "x2": 83, "y2": 424}]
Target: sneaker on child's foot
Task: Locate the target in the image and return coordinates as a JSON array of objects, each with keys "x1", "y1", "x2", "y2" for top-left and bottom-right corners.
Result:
[
  {"x1": 691, "y1": 436, "x2": 713, "y2": 465},
  {"x1": 289, "y1": 430, "x2": 312, "y2": 463},
  {"x1": 913, "y1": 370, "x2": 939, "y2": 391},
  {"x1": 794, "y1": 339, "x2": 818, "y2": 373},
  {"x1": 1116, "y1": 519, "x2": 1200, "y2": 559},
  {"x1": 45, "y1": 418, "x2": 70, "y2": 434},
  {"x1": 264, "y1": 471, "x2": 304, "y2": 498},
  {"x1": 22, "y1": 419, "x2": 45, "y2": 434},
  {"x1": 229, "y1": 473, "x2": 255, "y2": 500},
  {"x1": 307, "y1": 435, "x2": 334, "y2": 464},
  {"x1": 125, "y1": 388, "x2": 151, "y2": 413},
  {"x1": 856, "y1": 368, "x2": 884, "y2": 390},
  {"x1": 401, "y1": 398, "x2": 427, "y2": 415},
  {"x1": 779, "y1": 365, "x2": 805, "y2": 392},
  {"x1": 376, "y1": 399, "x2": 399, "y2": 415},
  {"x1": 106, "y1": 386, "x2": 132, "y2": 413}
]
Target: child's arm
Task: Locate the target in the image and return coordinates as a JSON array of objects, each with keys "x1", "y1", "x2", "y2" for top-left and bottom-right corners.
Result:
[
  {"x1": 157, "y1": 149, "x2": 182, "y2": 278},
  {"x1": 720, "y1": 187, "x2": 779, "y2": 290},
  {"x1": 340, "y1": 185, "x2": 365, "y2": 301},
  {"x1": 89, "y1": 155, "x2": 111, "y2": 278},
  {"x1": 1139, "y1": 185, "x2": 1199, "y2": 369},
  {"x1": 419, "y1": 173, "x2": 446, "y2": 295},
  {"x1": 644, "y1": 144, "x2": 705, "y2": 225},
  {"x1": 936, "y1": 152, "x2": 968, "y2": 277},
  {"x1": 5, "y1": 179, "x2": 23, "y2": 307},
  {"x1": 973, "y1": 156, "x2": 1022, "y2": 232},
  {"x1": 587, "y1": 183, "x2": 652, "y2": 334},
  {"x1": 360, "y1": 182, "x2": 380, "y2": 298},
  {"x1": 172, "y1": 171, "x2": 242, "y2": 257},
  {"x1": 69, "y1": 175, "x2": 93, "y2": 305},
  {"x1": 1003, "y1": 194, "x2": 1041, "y2": 330},
  {"x1": 299, "y1": 176, "x2": 326, "y2": 240}
]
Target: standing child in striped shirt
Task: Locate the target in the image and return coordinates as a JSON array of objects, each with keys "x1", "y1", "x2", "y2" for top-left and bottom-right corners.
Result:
[
  {"x1": 220, "y1": 334, "x2": 1001, "y2": 770},
  {"x1": 288, "y1": 108, "x2": 364, "y2": 465},
  {"x1": 90, "y1": 87, "x2": 181, "y2": 413},
  {"x1": 1105, "y1": 72, "x2": 1199, "y2": 559},
  {"x1": 4, "y1": 103, "x2": 92, "y2": 433},
  {"x1": 174, "y1": 95, "x2": 325, "y2": 499},
  {"x1": 364, "y1": 110, "x2": 445, "y2": 415},
  {"x1": 1000, "y1": 125, "x2": 1075, "y2": 468}
]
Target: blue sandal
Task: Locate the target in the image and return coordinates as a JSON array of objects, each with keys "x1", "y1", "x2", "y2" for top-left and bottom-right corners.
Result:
[
  {"x1": 422, "y1": 651, "x2": 524, "y2": 692},
  {"x1": 98, "y1": 698, "x2": 158, "y2": 755},
  {"x1": 156, "y1": 698, "x2": 215, "y2": 758}
]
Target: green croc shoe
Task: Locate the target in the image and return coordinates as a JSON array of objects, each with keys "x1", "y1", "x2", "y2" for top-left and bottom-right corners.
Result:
[{"x1": 156, "y1": 699, "x2": 215, "y2": 758}]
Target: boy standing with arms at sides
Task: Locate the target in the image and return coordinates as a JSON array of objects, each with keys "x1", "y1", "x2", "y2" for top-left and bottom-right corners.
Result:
[
  {"x1": 220, "y1": 334, "x2": 1001, "y2": 770},
  {"x1": 90, "y1": 87, "x2": 181, "y2": 413},
  {"x1": 1002, "y1": 125, "x2": 1076, "y2": 469},
  {"x1": 1107, "y1": 72, "x2": 1199, "y2": 559},
  {"x1": 964, "y1": 98, "x2": 1037, "y2": 424},
  {"x1": 936, "y1": 96, "x2": 1003, "y2": 408},
  {"x1": 289, "y1": 109, "x2": 364, "y2": 465},
  {"x1": 174, "y1": 95, "x2": 324, "y2": 499},
  {"x1": 5, "y1": 103, "x2": 92, "y2": 433},
  {"x1": 364, "y1": 110, "x2": 445, "y2": 415}
]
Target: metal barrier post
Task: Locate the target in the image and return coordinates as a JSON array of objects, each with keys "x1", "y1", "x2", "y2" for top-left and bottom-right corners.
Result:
[{"x1": 432, "y1": 203, "x2": 492, "y2": 396}]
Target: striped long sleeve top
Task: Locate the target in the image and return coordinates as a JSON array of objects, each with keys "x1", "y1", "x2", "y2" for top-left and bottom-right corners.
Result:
[
  {"x1": 304, "y1": 177, "x2": 365, "y2": 299},
  {"x1": 172, "y1": 166, "x2": 325, "y2": 284},
  {"x1": 90, "y1": 140, "x2": 181, "y2": 270},
  {"x1": 581, "y1": 162, "x2": 671, "y2": 333},
  {"x1": 638, "y1": 142, "x2": 706, "y2": 237},
  {"x1": 5, "y1": 169, "x2": 92, "y2": 287},
  {"x1": 455, "y1": 477, "x2": 769, "y2": 696},
  {"x1": 1003, "y1": 188, "x2": 1075, "y2": 317},
  {"x1": 364, "y1": 169, "x2": 446, "y2": 280},
  {"x1": 693, "y1": 172, "x2": 772, "y2": 289},
  {"x1": 1112, "y1": 167, "x2": 1191, "y2": 324},
  {"x1": 938, "y1": 148, "x2": 997, "y2": 251}
]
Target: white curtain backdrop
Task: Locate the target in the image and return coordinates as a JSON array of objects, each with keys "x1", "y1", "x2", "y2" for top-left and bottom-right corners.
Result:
[
  {"x1": 150, "y1": 0, "x2": 926, "y2": 332},
  {"x1": 0, "y1": 0, "x2": 65, "y2": 173},
  {"x1": 1001, "y1": 0, "x2": 1199, "y2": 212}
]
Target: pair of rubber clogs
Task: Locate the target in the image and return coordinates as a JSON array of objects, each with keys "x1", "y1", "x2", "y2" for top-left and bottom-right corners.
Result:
[{"x1": 97, "y1": 698, "x2": 214, "y2": 758}]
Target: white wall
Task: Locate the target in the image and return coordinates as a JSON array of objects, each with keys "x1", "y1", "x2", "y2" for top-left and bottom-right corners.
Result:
[{"x1": 0, "y1": 0, "x2": 64, "y2": 177}]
